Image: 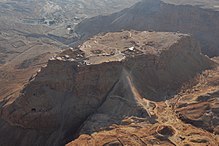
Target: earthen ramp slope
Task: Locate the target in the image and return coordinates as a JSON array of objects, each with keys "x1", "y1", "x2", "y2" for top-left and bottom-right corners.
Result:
[{"x1": 0, "y1": 31, "x2": 216, "y2": 146}]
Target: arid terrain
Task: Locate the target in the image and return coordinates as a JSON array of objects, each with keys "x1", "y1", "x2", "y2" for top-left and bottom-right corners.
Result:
[
  {"x1": 0, "y1": 30, "x2": 218, "y2": 146},
  {"x1": 0, "y1": 0, "x2": 140, "y2": 100},
  {"x1": 75, "y1": 0, "x2": 219, "y2": 57},
  {"x1": 0, "y1": 0, "x2": 219, "y2": 146}
]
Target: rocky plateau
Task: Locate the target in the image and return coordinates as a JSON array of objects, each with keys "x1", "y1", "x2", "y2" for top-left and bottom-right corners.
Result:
[
  {"x1": 75, "y1": 0, "x2": 219, "y2": 57},
  {"x1": 0, "y1": 31, "x2": 218, "y2": 146},
  {"x1": 0, "y1": 0, "x2": 219, "y2": 146}
]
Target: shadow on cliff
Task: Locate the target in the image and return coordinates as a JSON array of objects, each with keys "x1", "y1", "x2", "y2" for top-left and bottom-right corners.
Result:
[{"x1": 0, "y1": 32, "x2": 216, "y2": 146}]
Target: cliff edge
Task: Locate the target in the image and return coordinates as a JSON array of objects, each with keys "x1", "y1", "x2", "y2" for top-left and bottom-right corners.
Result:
[{"x1": 0, "y1": 31, "x2": 215, "y2": 146}]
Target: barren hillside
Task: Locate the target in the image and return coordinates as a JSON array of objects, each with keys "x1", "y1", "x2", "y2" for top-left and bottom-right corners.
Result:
[
  {"x1": 0, "y1": 1, "x2": 219, "y2": 146},
  {"x1": 75, "y1": 0, "x2": 219, "y2": 57},
  {"x1": 0, "y1": 31, "x2": 217, "y2": 146},
  {"x1": 0, "y1": 0, "x2": 140, "y2": 101}
]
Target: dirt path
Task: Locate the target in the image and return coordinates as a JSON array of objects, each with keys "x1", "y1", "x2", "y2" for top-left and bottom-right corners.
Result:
[
  {"x1": 154, "y1": 99, "x2": 218, "y2": 145},
  {"x1": 154, "y1": 67, "x2": 219, "y2": 146}
]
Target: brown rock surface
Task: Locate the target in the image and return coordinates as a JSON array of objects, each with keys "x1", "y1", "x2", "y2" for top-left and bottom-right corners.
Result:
[
  {"x1": 0, "y1": 31, "x2": 217, "y2": 146},
  {"x1": 68, "y1": 59, "x2": 219, "y2": 146},
  {"x1": 175, "y1": 66, "x2": 219, "y2": 134},
  {"x1": 75, "y1": 0, "x2": 219, "y2": 57}
]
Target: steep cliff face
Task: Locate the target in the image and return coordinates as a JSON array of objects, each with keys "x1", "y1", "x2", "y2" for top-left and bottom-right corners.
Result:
[
  {"x1": 75, "y1": 0, "x2": 219, "y2": 57},
  {"x1": 0, "y1": 31, "x2": 215, "y2": 146}
]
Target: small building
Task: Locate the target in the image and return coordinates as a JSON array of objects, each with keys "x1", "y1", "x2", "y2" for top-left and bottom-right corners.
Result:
[{"x1": 128, "y1": 46, "x2": 135, "y2": 51}]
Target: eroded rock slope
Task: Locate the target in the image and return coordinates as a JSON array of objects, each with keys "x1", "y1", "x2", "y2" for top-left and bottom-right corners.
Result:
[
  {"x1": 75, "y1": 0, "x2": 219, "y2": 57},
  {"x1": 0, "y1": 31, "x2": 215, "y2": 146}
]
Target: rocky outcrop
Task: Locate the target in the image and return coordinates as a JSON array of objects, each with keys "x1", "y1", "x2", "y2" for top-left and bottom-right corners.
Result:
[
  {"x1": 75, "y1": 0, "x2": 219, "y2": 57},
  {"x1": 176, "y1": 85, "x2": 219, "y2": 135},
  {"x1": 0, "y1": 31, "x2": 215, "y2": 146}
]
